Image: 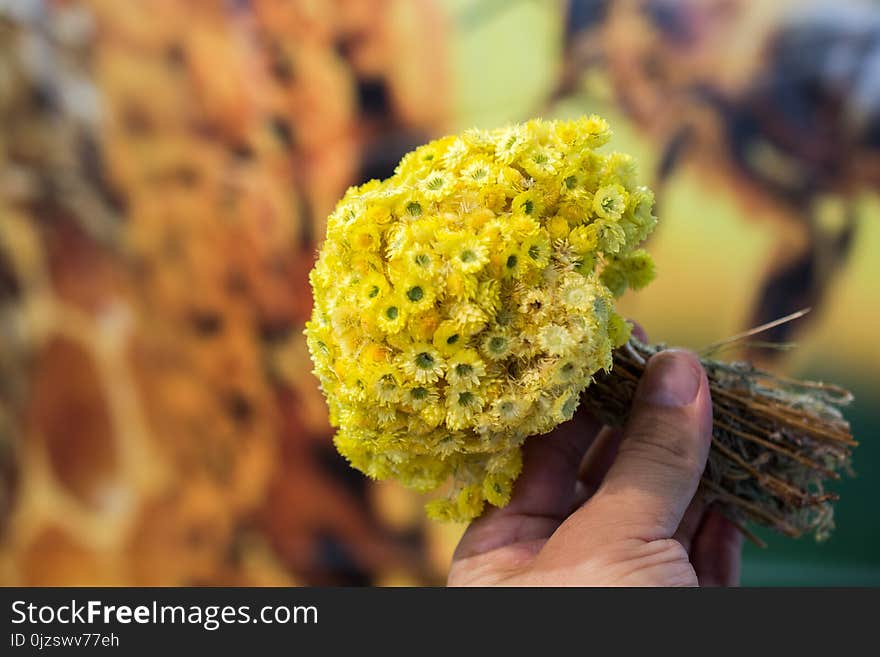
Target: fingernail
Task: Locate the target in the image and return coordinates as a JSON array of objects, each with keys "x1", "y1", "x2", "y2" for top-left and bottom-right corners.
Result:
[{"x1": 637, "y1": 350, "x2": 702, "y2": 407}]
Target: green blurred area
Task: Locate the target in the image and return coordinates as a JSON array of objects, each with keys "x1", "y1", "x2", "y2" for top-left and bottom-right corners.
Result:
[
  {"x1": 742, "y1": 379, "x2": 880, "y2": 585},
  {"x1": 443, "y1": 0, "x2": 880, "y2": 585}
]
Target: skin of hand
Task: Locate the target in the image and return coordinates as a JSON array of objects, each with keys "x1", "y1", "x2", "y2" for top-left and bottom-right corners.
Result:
[{"x1": 448, "y1": 346, "x2": 743, "y2": 587}]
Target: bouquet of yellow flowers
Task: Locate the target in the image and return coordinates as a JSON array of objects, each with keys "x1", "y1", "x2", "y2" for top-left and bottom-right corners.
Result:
[{"x1": 306, "y1": 117, "x2": 854, "y2": 540}]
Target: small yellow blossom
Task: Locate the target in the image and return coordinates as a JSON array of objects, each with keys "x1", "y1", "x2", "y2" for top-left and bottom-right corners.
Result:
[
  {"x1": 375, "y1": 296, "x2": 408, "y2": 334},
  {"x1": 480, "y1": 331, "x2": 514, "y2": 360},
  {"x1": 521, "y1": 145, "x2": 562, "y2": 179},
  {"x1": 358, "y1": 272, "x2": 390, "y2": 308},
  {"x1": 546, "y1": 214, "x2": 571, "y2": 240},
  {"x1": 445, "y1": 388, "x2": 484, "y2": 430},
  {"x1": 399, "y1": 343, "x2": 444, "y2": 384},
  {"x1": 447, "y1": 300, "x2": 488, "y2": 335},
  {"x1": 442, "y1": 231, "x2": 490, "y2": 274},
  {"x1": 511, "y1": 189, "x2": 543, "y2": 218},
  {"x1": 537, "y1": 323, "x2": 576, "y2": 356},
  {"x1": 491, "y1": 396, "x2": 530, "y2": 428},
  {"x1": 601, "y1": 249, "x2": 656, "y2": 297},
  {"x1": 446, "y1": 348, "x2": 487, "y2": 388},
  {"x1": 419, "y1": 170, "x2": 455, "y2": 200},
  {"x1": 499, "y1": 243, "x2": 528, "y2": 279},
  {"x1": 593, "y1": 184, "x2": 628, "y2": 222},
  {"x1": 495, "y1": 125, "x2": 529, "y2": 164},
  {"x1": 404, "y1": 385, "x2": 439, "y2": 411},
  {"x1": 400, "y1": 276, "x2": 436, "y2": 314},
  {"x1": 462, "y1": 157, "x2": 494, "y2": 185},
  {"x1": 442, "y1": 138, "x2": 469, "y2": 170},
  {"x1": 521, "y1": 232, "x2": 551, "y2": 270},
  {"x1": 559, "y1": 273, "x2": 595, "y2": 311},
  {"x1": 568, "y1": 224, "x2": 600, "y2": 254}
]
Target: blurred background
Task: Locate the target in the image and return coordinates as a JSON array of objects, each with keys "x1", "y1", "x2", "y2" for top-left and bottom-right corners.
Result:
[{"x1": 0, "y1": 0, "x2": 877, "y2": 586}]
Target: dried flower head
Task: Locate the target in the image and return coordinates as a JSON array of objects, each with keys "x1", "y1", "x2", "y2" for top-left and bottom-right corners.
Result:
[{"x1": 306, "y1": 117, "x2": 657, "y2": 521}]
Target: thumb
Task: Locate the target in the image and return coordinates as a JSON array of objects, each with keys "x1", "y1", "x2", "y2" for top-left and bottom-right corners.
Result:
[{"x1": 578, "y1": 349, "x2": 713, "y2": 540}]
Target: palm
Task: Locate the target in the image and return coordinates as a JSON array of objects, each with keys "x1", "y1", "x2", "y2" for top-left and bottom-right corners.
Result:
[{"x1": 448, "y1": 350, "x2": 742, "y2": 587}]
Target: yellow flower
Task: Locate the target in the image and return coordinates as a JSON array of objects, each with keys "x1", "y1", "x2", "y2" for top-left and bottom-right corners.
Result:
[
  {"x1": 448, "y1": 301, "x2": 488, "y2": 335},
  {"x1": 307, "y1": 116, "x2": 658, "y2": 522},
  {"x1": 442, "y1": 231, "x2": 490, "y2": 274},
  {"x1": 577, "y1": 114, "x2": 612, "y2": 148},
  {"x1": 622, "y1": 186, "x2": 657, "y2": 243},
  {"x1": 432, "y1": 320, "x2": 465, "y2": 356},
  {"x1": 511, "y1": 189, "x2": 543, "y2": 218},
  {"x1": 400, "y1": 199, "x2": 424, "y2": 218},
  {"x1": 483, "y1": 472, "x2": 512, "y2": 507},
  {"x1": 575, "y1": 252, "x2": 597, "y2": 276},
  {"x1": 596, "y1": 220, "x2": 627, "y2": 254},
  {"x1": 550, "y1": 390, "x2": 581, "y2": 424},
  {"x1": 420, "y1": 404, "x2": 447, "y2": 429},
  {"x1": 419, "y1": 170, "x2": 455, "y2": 200},
  {"x1": 521, "y1": 231, "x2": 551, "y2": 270},
  {"x1": 455, "y1": 484, "x2": 486, "y2": 519},
  {"x1": 364, "y1": 204, "x2": 393, "y2": 226},
  {"x1": 477, "y1": 183, "x2": 509, "y2": 213},
  {"x1": 345, "y1": 221, "x2": 381, "y2": 252},
  {"x1": 446, "y1": 348, "x2": 486, "y2": 388},
  {"x1": 481, "y1": 451, "x2": 522, "y2": 508},
  {"x1": 593, "y1": 184, "x2": 628, "y2": 222},
  {"x1": 475, "y1": 279, "x2": 501, "y2": 314},
  {"x1": 481, "y1": 331, "x2": 513, "y2": 360},
  {"x1": 407, "y1": 309, "x2": 442, "y2": 343},
  {"x1": 372, "y1": 367, "x2": 403, "y2": 404},
  {"x1": 358, "y1": 272, "x2": 390, "y2": 308},
  {"x1": 602, "y1": 152, "x2": 638, "y2": 189},
  {"x1": 444, "y1": 270, "x2": 479, "y2": 300},
  {"x1": 568, "y1": 224, "x2": 599, "y2": 254},
  {"x1": 430, "y1": 431, "x2": 464, "y2": 459},
  {"x1": 559, "y1": 166, "x2": 585, "y2": 195},
  {"x1": 601, "y1": 249, "x2": 656, "y2": 297},
  {"x1": 537, "y1": 323, "x2": 575, "y2": 356},
  {"x1": 399, "y1": 343, "x2": 445, "y2": 384},
  {"x1": 521, "y1": 146, "x2": 561, "y2": 179},
  {"x1": 491, "y1": 395, "x2": 530, "y2": 428},
  {"x1": 442, "y1": 137, "x2": 469, "y2": 170},
  {"x1": 499, "y1": 243, "x2": 527, "y2": 279},
  {"x1": 375, "y1": 295, "x2": 408, "y2": 334},
  {"x1": 404, "y1": 246, "x2": 439, "y2": 275},
  {"x1": 494, "y1": 125, "x2": 528, "y2": 164},
  {"x1": 404, "y1": 385, "x2": 439, "y2": 412},
  {"x1": 507, "y1": 212, "x2": 542, "y2": 238},
  {"x1": 559, "y1": 272, "x2": 594, "y2": 311},
  {"x1": 424, "y1": 498, "x2": 458, "y2": 521},
  {"x1": 445, "y1": 388, "x2": 484, "y2": 430},
  {"x1": 623, "y1": 249, "x2": 656, "y2": 290},
  {"x1": 362, "y1": 341, "x2": 392, "y2": 364},
  {"x1": 552, "y1": 358, "x2": 581, "y2": 385},
  {"x1": 518, "y1": 288, "x2": 549, "y2": 316},
  {"x1": 461, "y1": 157, "x2": 494, "y2": 185},
  {"x1": 497, "y1": 166, "x2": 526, "y2": 192},
  {"x1": 546, "y1": 214, "x2": 571, "y2": 240},
  {"x1": 462, "y1": 127, "x2": 493, "y2": 150},
  {"x1": 400, "y1": 275, "x2": 436, "y2": 314}
]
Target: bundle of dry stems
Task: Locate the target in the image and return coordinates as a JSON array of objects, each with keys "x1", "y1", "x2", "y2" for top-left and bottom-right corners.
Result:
[{"x1": 583, "y1": 310, "x2": 856, "y2": 546}]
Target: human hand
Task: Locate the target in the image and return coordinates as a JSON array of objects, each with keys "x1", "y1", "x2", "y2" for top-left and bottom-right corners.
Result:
[{"x1": 448, "y1": 348, "x2": 742, "y2": 586}]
